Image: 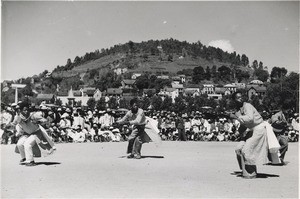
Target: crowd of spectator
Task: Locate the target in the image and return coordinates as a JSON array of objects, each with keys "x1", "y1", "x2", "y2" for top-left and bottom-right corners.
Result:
[{"x1": 1, "y1": 101, "x2": 299, "y2": 145}]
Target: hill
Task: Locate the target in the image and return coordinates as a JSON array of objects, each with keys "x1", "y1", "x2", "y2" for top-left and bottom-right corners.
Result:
[{"x1": 51, "y1": 38, "x2": 254, "y2": 87}]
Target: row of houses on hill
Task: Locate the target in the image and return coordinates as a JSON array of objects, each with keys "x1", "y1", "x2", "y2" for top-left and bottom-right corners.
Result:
[{"x1": 36, "y1": 77, "x2": 266, "y2": 106}]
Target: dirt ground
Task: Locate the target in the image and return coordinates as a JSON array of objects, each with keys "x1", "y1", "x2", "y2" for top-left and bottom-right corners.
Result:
[{"x1": 0, "y1": 141, "x2": 298, "y2": 198}]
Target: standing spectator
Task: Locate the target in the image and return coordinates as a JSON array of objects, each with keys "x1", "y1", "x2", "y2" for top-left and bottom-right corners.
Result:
[
  {"x1": 270, "y1": 108, "x2": 289, "y2": 164},
  {"x1": 176, "y1": 114, "x2": 187, "y2": 141},
  {"x1": 99, "y1": 109, "x2": 115, "y2": 129},
  {"x1": 291, "y1": 113, "x2": 299, "y2": 132},
  {"x1": 183, "y1": 115, "x2": 192, "y2": 140},
  {"x1": 1, "y1": 107, "x2": 13, "y2": 144}
]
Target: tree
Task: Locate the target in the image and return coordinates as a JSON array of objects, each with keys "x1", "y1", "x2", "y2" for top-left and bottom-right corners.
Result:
[
  {"x1": 174, "y1": 95, "x2": 186, "y2": 113},
  {"x1": 236, "y1": 69, "x2": 250, "y2": 82},
  {"x1": 108, "y1": 97, "x2": 118, "y2": 109},
  {"x1": 87, "y1": 98, "x2": 96, "y2": 110},
  {"x1": 251, "y1": 60, "x2": 258, "y2": 70},
  {"x1": 135, "y1": 75, "x2": 150, "y2": 90},
  {"x1": 167, "y1": 54, "x2": 173, "y2": 62},
  {"x1": 253, "y1": 69, "x2": 269, "y2": 82},
  {"x1": 241, "y1": 54, "x2": 249, "y2": 67},
  {"x1": 235, "y1": 54, "x2": 241, "y2": 65},
  {"x1": 161, "y1": 96, "x2": 172, "y2": 110},
  {"x1": 65, "y1": 58, "x2": 72, "y2": 70},
  {"x1": 128, "y1": 40, "x2": 135, "y2": 53},
  {"x1": 205, "y1": 66, "x2": 211, "y2": 80},
  {"x1": 59, "y1": 76, "x2": 84, "y2": 90},
  {"x1": 140, "y1": 96, "x2": 151, "y2": 110},
  {"x1": 211, "y1": 65, "x2": 217, "y2": 78},
  {"x1": 192, "y1": 66, "x2": 205, "y2": 84},
  {"x1": 154, "y1": 79, "x2": 171, "y2": 92},
  {"x1": 270, "y1": 67, "x2": 287, "y2": 83},
  {"x1": 151, "y1": 95, "x2": 162, "y2": 110},
  {"x1": 118, "y1": 97, "x2": 129, "y2": 109},
  {"x1": 263, "y1": 72, "x2": 299, "y2": 111},
  {"x1": 21, "y1": 84, "x2": 34, "y2": 97},
  {"x1": 217, "y1": 65, "x2": 231, "y2": 82},
  {"x1": 96, "y1": 97, "x2": 106, "y2": 110},
  {"x1": 73, "y1": 56, "x2": 81, "y2": 65},
  {"x1": 258, "y1": 61, "x2": 263, "y2": 70}
]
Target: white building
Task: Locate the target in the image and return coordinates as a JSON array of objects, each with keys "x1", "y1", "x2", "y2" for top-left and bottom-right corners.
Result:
[
  {"x1": 202, "y1": 84, "x2": 215, "y2": 94},
  {"x1": 57, "y1": 87, "x2": 102, "y2": 106},
  {"x1": 158, "y1": 87, "x2": 178, "y2": 103},
  {"x1": 223, "y1": 84, "x2": 237, "y2": 95}
]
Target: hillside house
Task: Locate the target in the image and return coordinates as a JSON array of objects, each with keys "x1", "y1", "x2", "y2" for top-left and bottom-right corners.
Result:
[
  {"x1": 214, "y1": 87, "x2": 226, "y2": 95},
  {"x1": 171, "y1": 82, "x2": 184, "y2": 93},
  {"x1": 223, "y1": 84, "x2": 237, "y2": 95},
  {"x1": 202, "y1": 84, "x2": 215, "y2": 94},
  {"x1": 132, "y1": 73, "x2": 142, "y2": 79},
  {"x1": 207, "y1": 93, "x2": 223, "y2": 100},
  {"x1": 142, "y1": 89, "x2": 156, "y2": 97},
  {"x1": 157, "y1": 75, "x2": 169, "y2": 80},
  {"x1": 246, "y1": 85, "x2": 267, "y2": 100},
  {"x1": 184, "y1": 88, "x2": 201, "y2": 97},
  {"x1": 114, "y1": 67, "x2": 128, "y2": 75},
  {"x1": 158, "y1": 87, "x2": 178, "y2": 103},
  {"x1": 121, "y1": 79, "x2": 136, "y2": 89},
  {"x1": 250, "y1": 80, "x2": 264, "y2": 85},
  {"x1": 172, "y1": 75, "x2": 186, "y2": 83},
  {"x1": 36, "y1": 94, "x2": 56, "y2": 104},
  {"x1": 233, "y1": 82, "x2": 246, "y2": 89},
  {"x1": 104, "y1": 88, "x2": 123, "y2": 97},
  {"x1": 56, "y1": 87, "x2": 102, "y2": 106}
]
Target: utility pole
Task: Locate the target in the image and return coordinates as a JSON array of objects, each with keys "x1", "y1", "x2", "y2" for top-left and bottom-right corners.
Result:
[{"x1": 11, "y1": 84, "x2": 26, "y2": 104}]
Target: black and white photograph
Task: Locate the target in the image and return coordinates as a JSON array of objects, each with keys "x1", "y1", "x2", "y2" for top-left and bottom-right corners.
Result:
[{"x1": 1, "y1": 1, "x2": 299, "y2": 198}]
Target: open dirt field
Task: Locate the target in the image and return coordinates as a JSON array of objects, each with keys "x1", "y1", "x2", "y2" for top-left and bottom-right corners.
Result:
[{"x1": 1, "y1": 141, "x2": 298, "y2": 198}]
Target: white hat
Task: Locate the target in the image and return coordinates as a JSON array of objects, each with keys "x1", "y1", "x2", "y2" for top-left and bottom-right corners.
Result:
[
  {"x1": 40, "y1": 106, "x2": 47, "y2": 110},
  {"x1": 112, "y1": 128, "x2": 120, "y2": 133},
  {"x1": 61, "y1": 113, "x2": 69, "y2": 118}
]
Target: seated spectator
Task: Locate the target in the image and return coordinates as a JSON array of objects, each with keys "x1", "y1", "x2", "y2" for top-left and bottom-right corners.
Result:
[
  {"x1": 73, "y1": 125, "x2": 86, "y2": 143},
  {"x1": 120, "y1": 125, "x2": 130, "y2": 141},
  {"x1": 217, "y1": 131, "x2": 225, "y2": 142},
  {"x1": 112, "y1": 128, "x2": 122, "y2": 142},
  {"x1": 89, "y1": 124, "x2": 99, "y2": 142},
  {"x1": 288, "y1": 130, "x2": 298, "y2": 142}
]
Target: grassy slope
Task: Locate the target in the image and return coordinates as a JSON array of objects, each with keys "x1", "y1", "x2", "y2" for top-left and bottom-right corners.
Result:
[{"x1": 52, "y1": 53, "x2": 253, "y2": 83}]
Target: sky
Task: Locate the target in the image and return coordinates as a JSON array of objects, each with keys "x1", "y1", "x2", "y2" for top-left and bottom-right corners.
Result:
[{"x1": 1, "y1": 1, "x2": 299, "y2": 81}]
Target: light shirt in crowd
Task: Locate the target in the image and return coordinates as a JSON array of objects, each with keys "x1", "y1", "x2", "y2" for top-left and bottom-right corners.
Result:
[
  {"x1": 1, "y1": 111, "x2": 13, "y2": 125},
  {"x1": 73, "y1": 116, "x2": 85, "y2": 129},
  {"x1": 99, "y1": 113, "x2": 115, "y2": 127}
]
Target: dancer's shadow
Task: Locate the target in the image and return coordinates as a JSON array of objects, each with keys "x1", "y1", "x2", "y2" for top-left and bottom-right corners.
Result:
[
  {"x1": 36, "y1": 162, "x2": 61, "y2": 166},
  {"x1": 265, "y1": 161, "x2": 289, "y2": 166},
  {"x1": 141, "y1": 155, "x2": 164, "y2": 159},
  {"x1": 119, "y1": 155, "x2": 164, "y2": 159},
  {"x1": 231, "y1": 171, "x2": 280, "y2": 178}
]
